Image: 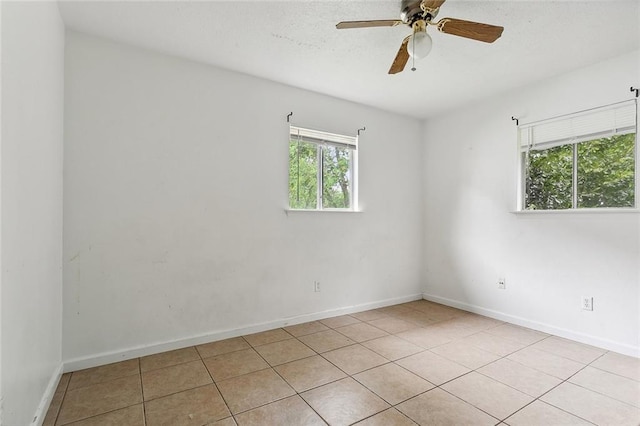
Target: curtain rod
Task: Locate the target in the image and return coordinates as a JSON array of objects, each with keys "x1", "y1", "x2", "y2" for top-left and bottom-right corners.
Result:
[{"x1": 511, "y1": 97, "x2": 636, "y2": 128}]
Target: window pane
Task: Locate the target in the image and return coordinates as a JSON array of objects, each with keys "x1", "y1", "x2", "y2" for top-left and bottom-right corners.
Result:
[
  {"x1": 289, "y1": 140, "x2": 318, "y2": 209},
  {"x1": 524, "y1": 145, "x2": 573, "y2": 210},
  {"x1": 577, "y1": 133, "x2": 635, "y2": 208},
  {"x1": 322, "y1": 145, "x2": 351, "y2": 209}
]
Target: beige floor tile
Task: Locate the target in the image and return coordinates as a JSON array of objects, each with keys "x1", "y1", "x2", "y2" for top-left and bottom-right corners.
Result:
[
  {"x1": 569, "y1": 366, "x2": 640, "y2": 407},
  {"x1": 320, "y1": 315, "x2": 361, "y2": 328},
  {"x1": 68, "y1": 359, "x2": 140, "y2": 390},
  {"x1": 541, "y1": 382, "x2": 640, "y2": 426},
  {"x1": 430, "y1": 341, "x2": 501, "y2": 369},
  {"x1": 202, "y1": 348, "x2": 269, "y2": 381},
  {"x1": 301, "y1": 377, "x2": 389, "y2": 426},
  {"x1": 530, "y1": 336, "x2": 606, "y2": 364},
  {"x1": 478, "y1": 358, "x2": 562, "y2": 398},
  {"x1": 140, "y1": 347, "x2": 200, "y2": 372},
  {"x1": 275, "y1": 355, "x2": 346, "y2": 392},
  {"x1": 396, "y1": 388, "x2": 497, "y2": 426},
  {"x1": 375, "y1": 305, "x2": 414, "y2": 316},
  {"x1": 426, "y1": 321, "x2": 487, "y2": 340},
  {"x1": 196, "y1": 337, "x2": 251, "y2": 359},
  {"x1": 362, "y1": 335, "x2": 423, "y2": 361},
  {"x1": 142, "y1": 360, "x2": 212, "y2": 401},
  {"x1": 442, "y1": 372, "x2": 533, "y2": 420},
  {"x1": 43, "y1": 373, "x2": 71, "y2": 426},
  {"x1": 298, "y1": 329, "x2": 355, "y2": 353},
  {"x1": 64, "y1": 404, "x2": 144, "y2": 426},
  {"x1": 253, "y1": 338, "x2": 316, "y2": 366},
  {"x1": 283, "y1": 321, "x2": 329, "y2": 337},
  {"x1": 590, "y1": 351, "x2": 640, "y2": 381},
  {"x1": 57, "y1": 375, "x2": 142, "y2": 425},
  {"x1": 445, "y1": 314, "x2": 504, "y2": 331},
  {"x1": 460, "y1": 331, "x2": 528, "y2": 356},
  {"x1": 144, "y1": 384, "x2": 230, "y2": 426},
  {"x1": 207, "y1": 418, "x2": 237, "y2": 426},
  {"x1": 507, "y1": 347, "x2": 584, "y2": 380},
  {"x1": 322, "y1": 344, "x2": 388, "y2": 375},
  {"x1": 216, "y1": 368, "x2": 295, "y2": 414},
  {"x1": 354, "y1": 363, "x2": 434, "y2": 405},
  {"x1": 505, "y1": 400, "x2": 591, "y2": 426},
  {"x1": 243, "y1": 328, "x2": 293, "y2": 347},
  {"x1": 234, "y1": 395, "x2": 325, "y2": 426},
  {"x1": 484, "y1": 324, "x2": 548, "y2": 345},
  {"x1": 367, "y1": 317, "x2": 419, "y2": 334},
  {"x1": 354, "y1": 408, "x2": 417, "y2": 425},
  {"x1": 336, "y1": 322, "x2": 389, "y2": 342},
  {"x1": 393, "y1": 310, "x2": 437, "y2": 327},
  {"x1": 396, "y1": 351, "x2": 470, "y2": 385},
  {"x1": 351, "y1": 309, "x2": 389, "y2": 322},
  {"x1": 396, "y1": 327, "x2": 452, "y2": 349}
]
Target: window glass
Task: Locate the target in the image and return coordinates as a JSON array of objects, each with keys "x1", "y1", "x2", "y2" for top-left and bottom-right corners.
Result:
[
  {"x1": 524, "y1": 145, "x2": 573, "y2": 210},
  {"x1": 289, "y1": 140, "x2": 318, "y2": 209},
  {"x1": 577, "y1": 133, "x2": 635, "y2": 208}
]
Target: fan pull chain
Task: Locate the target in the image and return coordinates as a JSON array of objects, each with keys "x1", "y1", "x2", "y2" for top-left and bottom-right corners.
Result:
[{"x1": 411, "y1": 35, "x2": 417, "y2": 71}]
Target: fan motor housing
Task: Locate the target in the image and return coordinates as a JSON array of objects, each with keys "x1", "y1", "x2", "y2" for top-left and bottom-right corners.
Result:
[{"x1": 400, "y1": 0, "x2": 425, "y2": 25}]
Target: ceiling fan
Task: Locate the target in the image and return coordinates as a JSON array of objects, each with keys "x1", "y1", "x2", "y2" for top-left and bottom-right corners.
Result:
[{"x1": 336, "y1": 0, "x2": 504, "y2": 74}]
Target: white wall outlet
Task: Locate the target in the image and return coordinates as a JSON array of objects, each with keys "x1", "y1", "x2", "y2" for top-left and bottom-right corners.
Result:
[
  {"x1": 498, "y1": 278, "x2": 506, "y2": 289},
  {"x1": 314, "y1": 281, "x2": 321, "y2": 292},
  {"x1": 582, "y1": 296, "x2": 593, "y2": 311}
]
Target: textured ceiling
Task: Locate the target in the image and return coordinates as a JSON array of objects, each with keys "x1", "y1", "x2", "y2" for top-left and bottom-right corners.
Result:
[{"x1": 58, "y1": 0, "x2": 640, "y2": 119}]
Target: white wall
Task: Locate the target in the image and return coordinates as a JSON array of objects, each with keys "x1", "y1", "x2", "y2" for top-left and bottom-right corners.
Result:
[
  {"x1": 63, "y1": 32, "x2": 423, "y2": 365},
  {"x1": 422, "y1": 50, "x2": 640, "y2": 356},
  {"x1": 1, "y1": 2, "x2": 65, "y2": 425}
]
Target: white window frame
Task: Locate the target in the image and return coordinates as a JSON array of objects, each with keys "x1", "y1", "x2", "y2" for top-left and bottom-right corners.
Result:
[
  {"x1": 288, "y1": 125, "x2": 358, "y2": 211},
  {"x1": 517, "y1": 99, "x2": 638, "y2": 211}
]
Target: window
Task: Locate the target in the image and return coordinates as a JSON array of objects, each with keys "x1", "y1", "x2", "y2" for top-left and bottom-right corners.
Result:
[
  {"x1": 288, "y1": 125, "x2": 358, "y2": 210},
  {"x1": 518, "y1": 100, "x2": 637, "y2": 210}
]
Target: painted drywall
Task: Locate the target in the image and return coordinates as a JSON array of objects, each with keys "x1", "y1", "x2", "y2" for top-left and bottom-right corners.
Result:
[
  {"x1": 1, "y1": 2, "x2": 65, "y2": 424},
  {"x1": 63, "y1": 32, "x2": 423, "y2": 363},
  {"x1": 422, "y1": 50, "x2": 640, "y2": 356}
]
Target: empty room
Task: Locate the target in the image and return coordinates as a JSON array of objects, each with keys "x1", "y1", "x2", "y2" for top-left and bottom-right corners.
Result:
[{"x1": 1, "y1": 0, "x2": 639, "y2": 425}]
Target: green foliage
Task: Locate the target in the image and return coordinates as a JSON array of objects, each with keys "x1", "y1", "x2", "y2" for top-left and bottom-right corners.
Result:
[
  {"x1": 322, "y1": 146, "x2": 351, "y2": 209},
  {"x1": 289, "y1": 141, "x2": 318, "y2": 209},
  {"x1": 525, "y1": 133, "x2": 636, "y2": 209},
  {"x1": 525, "y1": 145, "x2": 573, "y2": 210},
  {"x1": 289, "y1": 141, "x2": 352, "y2": 209},
  {"x1": 577, "y1": 134, "x2": 635, "y2": 208}
]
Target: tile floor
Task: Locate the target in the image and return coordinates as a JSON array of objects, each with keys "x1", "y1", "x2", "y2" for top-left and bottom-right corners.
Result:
[{"x1": 44, "y1": 300, "x2": 640, "y2": 426}]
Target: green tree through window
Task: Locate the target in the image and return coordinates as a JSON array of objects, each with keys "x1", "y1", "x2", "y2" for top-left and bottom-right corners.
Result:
[
  {"x1": 288, "y1": 126, "x2": 356, "y2": 210},
  {"x1": 524, "y1": 133, "x2": 635, "y2": 209}
]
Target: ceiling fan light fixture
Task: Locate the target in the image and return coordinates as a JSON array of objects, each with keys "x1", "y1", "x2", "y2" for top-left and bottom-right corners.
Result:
[{"x1": 408, "y1": 30, "x2": 432, "y2": 59}]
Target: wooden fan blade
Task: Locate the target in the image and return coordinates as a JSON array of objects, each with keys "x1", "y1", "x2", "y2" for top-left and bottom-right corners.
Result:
[
  {"x1": 421, "y1": 0, "x2": 446, "y2": 12},
  {"x1": 389, "y1": 37, "x2": 410, "y2": 74},
  {"x1": 336, "y1": 20, "x2": 402, "y2": 29},
  {"x1": 437, "y1": 18, "x2": 504, "y2": 43}
]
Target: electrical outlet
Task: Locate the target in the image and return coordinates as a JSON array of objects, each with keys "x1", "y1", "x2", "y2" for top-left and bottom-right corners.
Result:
[
  {"x1": 582, "y1": 296, "x2": 593, "y2": 311},
  {"x1": 314, "y1": 281, "x2": 321, "y2": 292},
  {"x1": 498, "y1": 278, "x2": 506, "y2": 289}
]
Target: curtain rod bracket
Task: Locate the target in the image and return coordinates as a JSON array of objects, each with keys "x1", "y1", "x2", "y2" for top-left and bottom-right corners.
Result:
[
  {"x1": 511, "y1": 116, "x2": 519, "y2": 126},
  {"x1": 286, "y1": 112, "x2": 293, "y2": 122},
  {"x1": 631, "y1": 87, "x2": 638, "y2": 98},
  {"x1": 357, "y1": 126, "x2": 366, "y2": 135}
]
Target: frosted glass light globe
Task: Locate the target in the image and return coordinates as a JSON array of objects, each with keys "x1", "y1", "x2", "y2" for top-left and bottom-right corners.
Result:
[{"x1": 408, "y1": 31, "x2": 433, "y2": 59}]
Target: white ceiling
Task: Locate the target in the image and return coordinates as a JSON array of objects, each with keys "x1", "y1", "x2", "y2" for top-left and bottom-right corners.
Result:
[{"x1": 58, "y1": 0, "x2": 640, "y2": 119}]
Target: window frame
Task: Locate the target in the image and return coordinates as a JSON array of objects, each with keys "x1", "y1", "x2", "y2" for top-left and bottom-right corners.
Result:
[
  {"x1": 288, "y1": 125, "x2": 359, "y2": 212},
  {"x1": 517, "y1": 100, "x2": 638, "y2": 212}
]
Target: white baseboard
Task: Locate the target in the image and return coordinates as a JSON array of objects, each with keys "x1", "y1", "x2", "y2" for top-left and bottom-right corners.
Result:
[
  {"x1": 64, "y1": 293, "x2": 423, "y2": 372},
  {"x1": 32, "y1": 363, "x2": 63, "y2": 426},
  {"x1": 423, "y1": 292, "x2": 639, "y2": 358}
]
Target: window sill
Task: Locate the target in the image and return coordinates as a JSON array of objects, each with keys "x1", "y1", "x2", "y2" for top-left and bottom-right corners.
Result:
[
  {"x1": 511, "y1": 208, "x2": 640, "y2": 215},
  {"x1": 284, "y1": 209, "x2": 362, "y2": 214}
]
